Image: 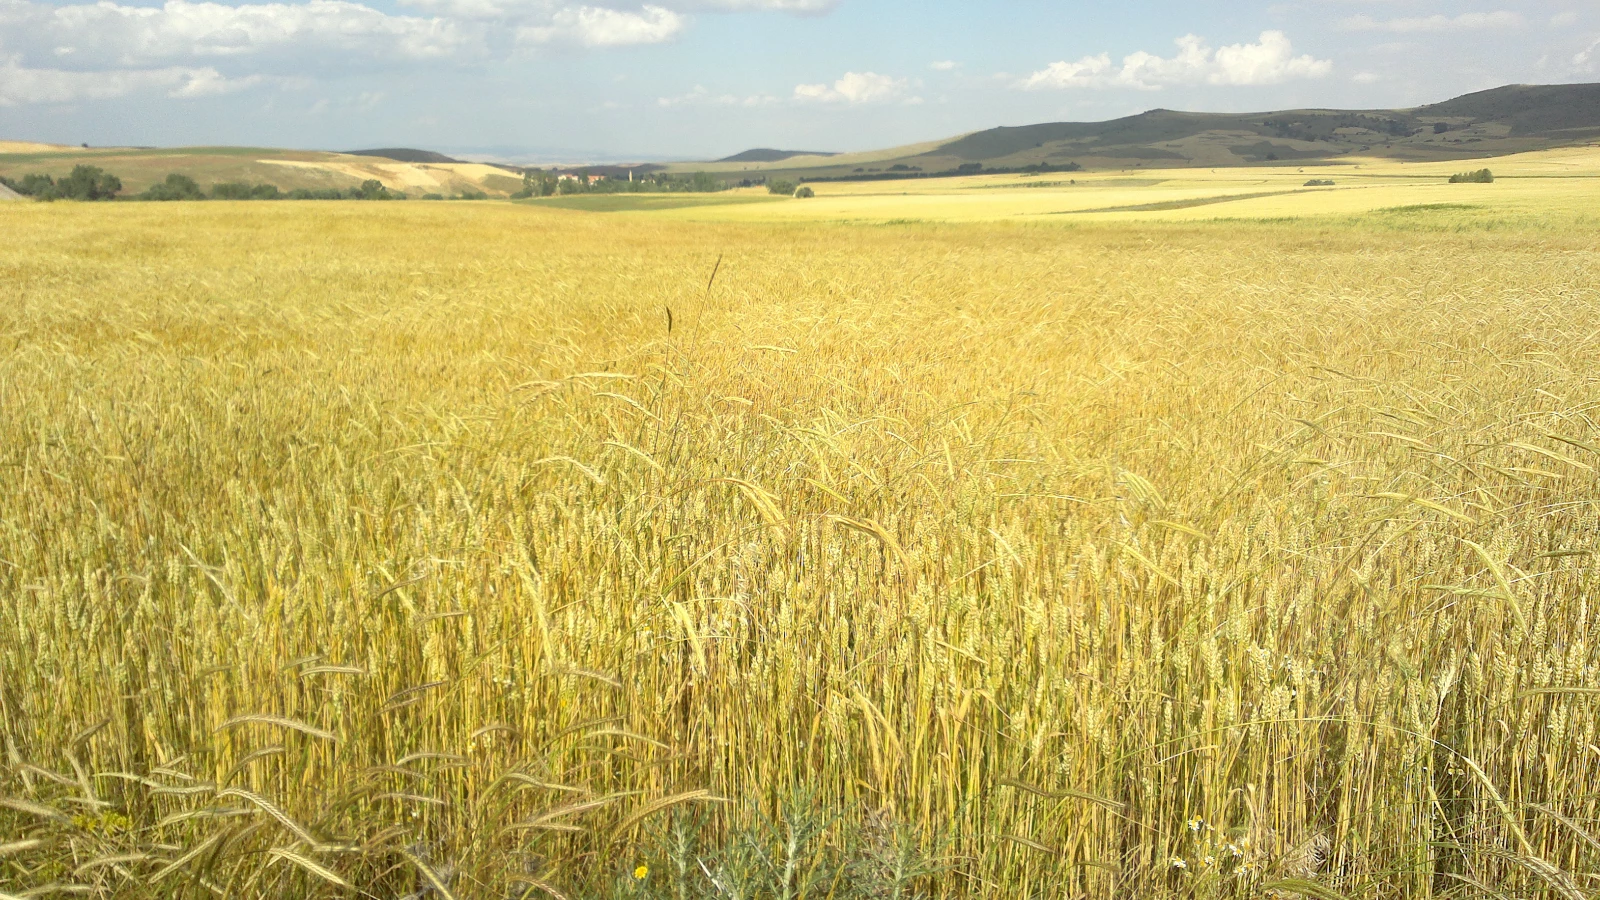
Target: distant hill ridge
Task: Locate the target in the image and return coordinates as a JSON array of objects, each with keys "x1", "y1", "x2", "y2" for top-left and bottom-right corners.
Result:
[
  {"x1": 346, "y1": 148, "x2": 462, "y2": 164},
  {"x1": 700, "y1": 83, "x2": 1600, "y2": 180},
  {"x1": 717, "y1": 148, "x2": 837, "y2": 163}
]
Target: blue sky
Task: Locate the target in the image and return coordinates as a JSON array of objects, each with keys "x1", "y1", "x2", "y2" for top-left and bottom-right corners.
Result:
[{"x1": 1, "y1": 0, "x2": 1596, "y2": 161}]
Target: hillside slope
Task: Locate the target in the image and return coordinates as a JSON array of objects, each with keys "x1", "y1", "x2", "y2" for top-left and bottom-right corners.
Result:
[
  {"x1": 717, "y1": 148, "x2": 837, "y2": 163},
  {"x1": 713, "y1": 82, "x2": 1600, "y2": 180},
  {"x1": 0, "y1": 146, "x2": 524, "y2": 197}
]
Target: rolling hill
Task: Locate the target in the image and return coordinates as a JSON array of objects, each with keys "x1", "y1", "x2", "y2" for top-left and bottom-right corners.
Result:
[
  {"x1": 681, "y1": 83, "x2": 1600, "y2": 181},
  {"x1": 0, "y1": 145, "x2": 524, "y2": 197},
  {"x1": 717, "y1": 148, "x2": 837, "y2": 163},
  {"x1": 346, "y1": 148, "x2": 464, "y2": 164},
  {"x1": 7, "y1": 83, "x2": 1600, "y2": 196}
]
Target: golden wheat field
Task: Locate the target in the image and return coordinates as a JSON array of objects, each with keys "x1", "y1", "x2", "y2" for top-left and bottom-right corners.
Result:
[
  {"x1": 4, "y1": 194, "x2": 1600, "y2": 900},
  {"x1": 634, "y1": 145, "x2": 1600, "y2": 226}
]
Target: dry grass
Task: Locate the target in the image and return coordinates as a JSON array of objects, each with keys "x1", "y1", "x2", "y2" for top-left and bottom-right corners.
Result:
[{"x1": 3, "y1": 200, "x2": 1600, "y2": 898}]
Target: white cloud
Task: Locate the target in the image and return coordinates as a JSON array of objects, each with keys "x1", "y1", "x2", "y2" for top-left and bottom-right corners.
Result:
[
  {"x1": 0, "y1": 0, "x2": 474, "y2": 68},
  {"x1": 657, "y1": 84, "x2": 777, "y2": 106},
  {"x1": 1553, "y1": 12, "x2": 1579, "y2": 27},
  {"x1": 1019, "y1": 31, "x2": 1330, "y2": 91},
  {"x1": 517, "y1": 4, "x2": 683, "y2": 46},
  {"x1": 1340, "y1": 11, "x2": 1523, "y2": 33},
  {"x1": 1576, "y1": 37, "x2": 1600, "y2": 68},
  {"x1": 399, "y1": 0, "x2": 829, "y2": 20},
  {"x1": 794, "y1": 70, "x2": 907, "y2": 104},
  {"x1": 929, "y1": 60, "x2": 957, "y2": 71},
  {"x1": 1210, "y1": 31, "x2": 1330, "y2": 85},
  {"x1": 1019, "y1": 54, "x2": 1114, "y2": 89},
  {"x1": 0, "y1": 0, "x2": 841, "y2": 106},
  {"x1": 1352, "y1": 71, "x2": 1381, "y2": 84},
  {"x1": 170, "y1": 68, "x2": 265, "y2": 96},
  {"x1": 0, "y1": 57, "x2": 266, "y2": 105},
  {"x1": 682, "y1": 0, "x2": 834, "y2": 11}
]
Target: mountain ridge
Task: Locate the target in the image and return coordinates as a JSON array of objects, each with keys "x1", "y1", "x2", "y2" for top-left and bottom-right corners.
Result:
[{"x1": 673, "y1": 82, "x2": 1600, "y2": 179}]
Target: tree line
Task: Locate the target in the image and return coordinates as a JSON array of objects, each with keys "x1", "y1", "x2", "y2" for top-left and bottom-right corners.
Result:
[
  {"x1": 512, "y1": 169, "x2": 726, "y2": 197},
  {"x1": 1, "y1": 166, "x2": 420, "y2": 202}
]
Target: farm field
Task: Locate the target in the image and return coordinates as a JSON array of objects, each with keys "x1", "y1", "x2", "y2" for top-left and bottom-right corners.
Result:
[
  {"x1": 4, "y1": 181, "x2": 1600, "y2": 899},
  {"x1": 639, "y1": 145, "x2": 1600, "y2": 225},
  {"x1": 0, "y1": 142, "x2": 524, "y2": 197}
]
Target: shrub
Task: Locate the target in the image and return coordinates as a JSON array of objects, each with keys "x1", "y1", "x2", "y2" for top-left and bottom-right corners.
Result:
[
  {"x1": 7, "y1": 166, "x2": 122, "y2": 201},
  {"x1": 287, "y1": 188, "x2": 348, "y2": 200},
  {"x1": 210, "y1": 182, "x2": 254, "y2": 200},
  {"x1": 3, "y1": 173, "x2": 61, "y2": 199},
  {"x1": 1449, "y1": 168, "x2": 1494, "y2": 183},
  {"x1": 519, "y1": 171, "x2": 557, "y2": 198},
  {"x1": 767, "y1": 179, "x2": 797, "y2": 195},
  {"x1": 794, "y1": 186, "x2": 815, "y2": 198},
  {"x1": 358, "y1": 179, "x2": 391, "y2": 200},
  {"x1": 250, "y1": 183, "x2": 281, "y2": 200},
  {"x1": 140, "y1": 174, "x2": 206, "y2": 201},
  {"x1": 57, "y1": 165, "x2": 121, "y2": 200},
  {"x1": 1304, "y1": 179, "x2": 1335, "y2": 187},
  {"x1": 422, "y1": 193, "x2": 444, "y2": 201}
]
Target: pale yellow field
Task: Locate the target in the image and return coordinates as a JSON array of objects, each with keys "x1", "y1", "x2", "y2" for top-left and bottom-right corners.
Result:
[
  {"x1": 4, "y1": 188, "x2": 1600, "y2": 899},
  {"x1": 0, "y1": 145, "x2": 523, "y2": 196},
  {"x1": 644, "y1": 144, "x2": 1600, "y2": 224},
  {"x1": 0, "y1": 140, "x2": 89, "y2": 154}
]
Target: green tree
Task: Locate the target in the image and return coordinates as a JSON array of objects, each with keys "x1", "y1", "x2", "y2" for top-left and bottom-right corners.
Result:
[
  {"x1": 4, "y1": 173, "x2": 61, "y2": 199},
  {"x1": 141, "y1": 174, "x2": 206, "y2": 201},
  {"x1": 513, "y1": 170, "x2": 558, "y2": 198},
  {"x1": 210, "y1": 182, "x2": 255, "y2": 200},
  {"x1": 57, "y1": 165, "x2": 122, "y2": 200}
]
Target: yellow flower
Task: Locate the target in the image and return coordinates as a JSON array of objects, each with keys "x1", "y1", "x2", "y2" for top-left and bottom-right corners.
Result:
[{"x1": 634, "y1": 865, "x2": 649, "y2": 880}]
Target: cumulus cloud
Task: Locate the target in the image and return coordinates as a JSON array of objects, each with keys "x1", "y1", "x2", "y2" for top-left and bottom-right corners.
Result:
[
  {"x1": 1340, "y1": 11, "x2": 1523, "y2": 33},
  {"x1": 0, "y1": 57, "x2": 267, "y2": 105},
  {"x1": 683, "y1": 0, "x2": 834, "y2": 11},
  {"x1": 517, "y1": 4, "x2": 683, "y2": 46},
  {"x1": 929, "y1": 59, "x2": 957, "y2": 71},
  {"x1": 398, "y1": 0, "x2": 827, "y2": 21},
  {"x1": 0, "y1": 0, "x2": 474, "y2": 68},
  {"x1": 1019, "y1": 31, "x2": 1331, "y2": 90},
  {"x1": 0, "y1": 0, "x2": 841, "y2": 104},
  {"x1": 1576, "y1": 37, "x2": 1600, "y2": 68},
  {"x1": 794, "y1": 70, "x2": 907, "y2": 103},
  {"x1": 657, "y1": 84, "x2": 777, "y2": 106}
]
